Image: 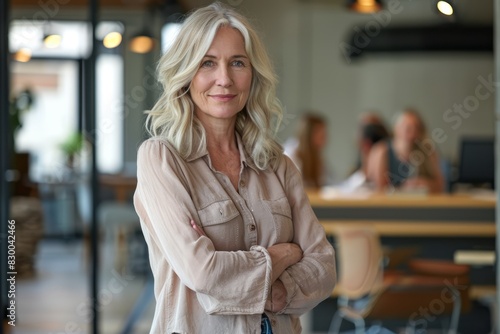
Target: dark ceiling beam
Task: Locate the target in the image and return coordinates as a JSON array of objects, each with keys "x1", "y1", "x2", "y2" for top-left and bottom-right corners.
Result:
[{"x1": 12, "y1": 0, "x2": 157, "y2": 8}]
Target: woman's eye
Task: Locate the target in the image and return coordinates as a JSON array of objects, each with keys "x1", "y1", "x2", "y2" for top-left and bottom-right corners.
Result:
[
  {"x1": 231, "y1": 60, "x2": 245, "y2": 67},
  {"x1": 201, "y1": 60, "x2": 214, "y2": 68}
]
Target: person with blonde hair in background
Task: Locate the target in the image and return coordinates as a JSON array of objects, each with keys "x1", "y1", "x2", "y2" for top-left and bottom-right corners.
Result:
[
  {"x1": 368, "y1": 108, "x2": 444, "y2": 193},
  {"x1": 134, "y1": 3, "x2": 336, "y2": 333}
]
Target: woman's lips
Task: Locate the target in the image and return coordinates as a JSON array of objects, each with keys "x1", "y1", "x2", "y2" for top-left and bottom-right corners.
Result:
[{"x1": 210, "y1": 94, "x2": 236, "y2": 101}]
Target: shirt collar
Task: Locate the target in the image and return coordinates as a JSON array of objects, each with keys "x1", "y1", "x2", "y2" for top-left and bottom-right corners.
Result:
[
  {"x1": 235, "y1": 132, "x2": 260, "y2": 174},
  {"x1": 185, "y1": 131, "x2": 260, "y2": 174}
]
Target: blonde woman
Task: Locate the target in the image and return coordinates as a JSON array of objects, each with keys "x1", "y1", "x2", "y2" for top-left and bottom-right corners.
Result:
[
  {"x1": 368, "y1": 109, "x2": 444, "y2": 193},
  {"x1": 134, "y1": 3, "x2": 336, "y2": 333}
]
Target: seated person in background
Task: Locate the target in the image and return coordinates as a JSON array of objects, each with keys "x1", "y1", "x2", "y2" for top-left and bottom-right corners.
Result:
[
  {"x1": 340, "y1": 121, "x2": 389, "y2": 192},
  {"x1": 358, "y1": 111, "x2": 386, "y2": 129},
  {"x1": 367, "y1": 109, "x2": 444, "y2": 193},
  {"x1": 284, "y1": 112, "x2": 335, "y2": 189}
]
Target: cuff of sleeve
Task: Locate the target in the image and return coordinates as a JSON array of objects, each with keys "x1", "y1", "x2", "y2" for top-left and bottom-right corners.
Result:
[
  {"x1": 250, "y1": 245, "x2": 273, "y2": 313},
  {"x1": 276, "y1": 269, "x2": 298, "y2": 315},
  {"x1": 196, "y1": 246, "x2": 273, "y2": 315}
]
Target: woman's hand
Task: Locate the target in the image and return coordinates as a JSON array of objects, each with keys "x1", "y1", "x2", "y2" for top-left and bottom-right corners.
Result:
[
  {"x1": 402, "y1": 177, "x2": 430, "y2": 190},
  {"x1": 267, "y1": 243, "x2": 303, "y2": 282},
  {"x1": 265, "y1": 279, "x2": 287, "y2": 313},
  {"x1": 190, "y1": 219, "x2": 206, "y2": 237}
]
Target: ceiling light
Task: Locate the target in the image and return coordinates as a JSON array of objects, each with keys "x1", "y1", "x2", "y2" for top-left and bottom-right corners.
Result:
[
  {"x1": 348, "y1": 0, "x2": 382, "y2": 13},
  {"x1": 437, "y1": 1, "x2": 454, "y2": 16},
  {"x1": 13, "y1": 48, "x2": 32, "y2": 62},
  {"x1": 129, "y1": 32, "x2": 155, "y2": 54},
  {"x1": 43, "y1": 34, "x2": 62, "y2": 48},
  {"x1": 103, "y1": 31, "x2": 122, "y2": 49}
]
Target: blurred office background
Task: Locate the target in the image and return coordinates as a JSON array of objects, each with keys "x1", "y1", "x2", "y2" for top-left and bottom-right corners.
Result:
[{"x1": 1, "y1": 0, "x2": 498, "y2": 333}]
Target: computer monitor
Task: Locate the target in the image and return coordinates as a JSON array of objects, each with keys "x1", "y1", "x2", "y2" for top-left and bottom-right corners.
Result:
[{"x1": 458, "y1": 137, "x2": 495, "y2": 187}]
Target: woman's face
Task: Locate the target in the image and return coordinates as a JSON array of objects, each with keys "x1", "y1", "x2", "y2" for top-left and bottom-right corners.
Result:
[
  {"x1": 190, "y1": 26, "x2": 252, "y2": 123},
  {"x1": 312, "y1": 123, "x2": 327, "y2": 149},
  {"x1": 394, "y1": 113, "x2": 422, "y2": 144}
]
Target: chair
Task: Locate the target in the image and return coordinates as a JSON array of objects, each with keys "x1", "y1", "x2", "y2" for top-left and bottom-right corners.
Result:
[{"x1": 329, "y1": 226, "x2": 470, "y2": 334}]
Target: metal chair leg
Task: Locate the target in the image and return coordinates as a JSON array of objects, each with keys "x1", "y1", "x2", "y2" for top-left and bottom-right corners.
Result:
[
  {"x1": 447, "y1": 287, "x2": 461, "y2": 334},
  {"x1": 353, "y1": 317, "x2": 366, "y2": 334},
  {"x1": 404, "y1": 322, "x2": 416, "y2": 334},
  {"x1": 328, "y1": 310, "x2": 344, "y2": 334}
]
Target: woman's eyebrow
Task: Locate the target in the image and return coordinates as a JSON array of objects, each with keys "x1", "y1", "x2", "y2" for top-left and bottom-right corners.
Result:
[{"x1": 203, "y1": 54, "x2": 248, "y2": 59}]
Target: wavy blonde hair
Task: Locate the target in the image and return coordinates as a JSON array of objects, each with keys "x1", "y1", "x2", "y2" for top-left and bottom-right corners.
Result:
[{"x1": 146, "y1": 2, "x2": 283, "y2": 170}]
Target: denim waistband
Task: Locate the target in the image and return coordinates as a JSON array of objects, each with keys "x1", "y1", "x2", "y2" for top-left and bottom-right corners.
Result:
[{"x1": 261, "y1": 313, "x2": 273, "y2": 334}]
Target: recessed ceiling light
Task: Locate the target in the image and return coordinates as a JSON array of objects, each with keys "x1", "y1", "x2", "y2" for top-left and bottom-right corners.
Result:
[{"x1": 437, "y1": 1, "x2": 454, "y2": 16}]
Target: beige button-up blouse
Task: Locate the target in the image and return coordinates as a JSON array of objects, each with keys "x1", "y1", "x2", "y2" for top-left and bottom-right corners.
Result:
[{"x1": 134, "y1": 134, "x2": 336, "y2": 334}]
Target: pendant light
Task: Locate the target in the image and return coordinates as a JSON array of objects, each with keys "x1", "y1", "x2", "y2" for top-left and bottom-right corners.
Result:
[
  {"x1": 129, "y1": 30, "x2": 155, "y2": 54},
  {"x1": 347, "y1": 0, "x2": 383, "y2": 13},
  {"x1": 129, "y1": 6, "x2": 156, "y2": 54}
]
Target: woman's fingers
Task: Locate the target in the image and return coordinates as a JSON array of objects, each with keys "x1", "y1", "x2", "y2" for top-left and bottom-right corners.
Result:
[
  {"x1": 268, "y1": 243, "x2": 303, "y2": 282},
  {"x1": 190, "y1": 219, "x2": 207, "y2": 236},
  {"x1": 264, "y1": 280, "x2": 287, "y2": 312}
]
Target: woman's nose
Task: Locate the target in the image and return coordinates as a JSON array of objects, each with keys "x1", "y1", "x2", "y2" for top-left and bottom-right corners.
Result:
[{"x1": 215, "y1": 65, "x2": 233, "y2": 87}]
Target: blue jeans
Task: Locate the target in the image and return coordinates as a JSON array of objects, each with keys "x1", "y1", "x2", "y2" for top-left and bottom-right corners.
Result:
[{"x1": 261, "y1": 314, "x2": 273, "y2": 334}]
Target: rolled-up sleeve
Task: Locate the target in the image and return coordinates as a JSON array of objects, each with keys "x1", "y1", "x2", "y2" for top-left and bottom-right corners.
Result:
[
  {"x1": 276, "y1": 157, "x2": 337, "y2": 315},
  {"x1": 134, "y1": 139, "x2": 272, "y2": 314}
]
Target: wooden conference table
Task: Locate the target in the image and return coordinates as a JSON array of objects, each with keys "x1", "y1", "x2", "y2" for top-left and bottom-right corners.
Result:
[{"x1": 307, "y1": 191, "x2": 496, "y2": 237}]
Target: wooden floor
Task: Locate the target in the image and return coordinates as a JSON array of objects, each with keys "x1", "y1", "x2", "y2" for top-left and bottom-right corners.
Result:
[{"x1": 9, "y1": 239, "x2": 155, "y2": 334}]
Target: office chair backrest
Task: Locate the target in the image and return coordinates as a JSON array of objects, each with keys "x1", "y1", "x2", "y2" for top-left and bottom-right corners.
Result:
[{"x1": 336, "y1": 226, "x2": 383, "y2": 299}]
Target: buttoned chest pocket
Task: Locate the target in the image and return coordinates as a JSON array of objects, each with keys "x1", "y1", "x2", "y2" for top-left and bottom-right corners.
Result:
[
  {"x1": 263, "y1": 197, "x2": 294, "y2": 243},
  {"x1": 197, "y1": 199, "x2": 244, "y2": 251}
]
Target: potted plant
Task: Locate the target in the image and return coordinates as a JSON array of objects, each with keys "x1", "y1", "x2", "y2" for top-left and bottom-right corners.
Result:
[{"x1": 60, "y1": 132, "x2": 84, "y2": 170}]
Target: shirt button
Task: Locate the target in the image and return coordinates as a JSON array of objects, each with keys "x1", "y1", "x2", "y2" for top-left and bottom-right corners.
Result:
[
  {"x1": 240, "y1": 180, "x2": 245, "y2": 187},
  {"x1": 249, "y1": 224, "x2": 256, "y2": 232},
  {"x1": 271, "y1": 319, "x2": 276, "y2": 326}
]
